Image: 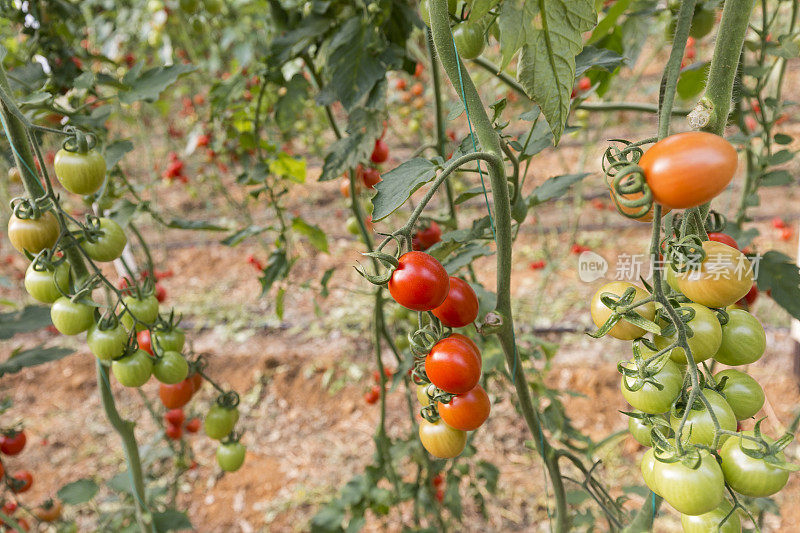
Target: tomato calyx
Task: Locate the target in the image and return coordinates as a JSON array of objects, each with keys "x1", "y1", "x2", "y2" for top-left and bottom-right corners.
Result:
[
  {"x1": 355, "y1": 250, "x2": 400, "y2": 285},
  {"x1": 656, "y1": 304, "x2": 700, "y2": 338},
  {"x1": 215, "y1": 390, "x2": 241, "y2": 410},
  {"x1": 61, "y1": 126, "x2": 96, "y2": 154},
  {"x1": 618, "y1": 341, "x2": 675, "y2": 394},
  {"x1": 588, "y1": 288, "x2": 660, "y2": 339},
  {"x1": 663, "y1": 234, "x2": 706, "y2": 273},
  {"x1": 622, "y1": 410, "x2": 674, "y2": 443},
  {"x1": 417, "y1": 384, "x2": 456, "y2": 423},
  {"x1": 734, "y1": 420, "x2": 798, "y2": 469}
]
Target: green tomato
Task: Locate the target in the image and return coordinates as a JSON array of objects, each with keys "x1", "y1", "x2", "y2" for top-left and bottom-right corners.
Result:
[
  {"x1": 24, "y1": 261, "x2": 70, "y2": 303},
  {"x1": 654, "y1": 303, "x2": 721, "y2": 364},
  {"x1": 153, "y1": 327, "x2": 186, "y2": 353},
  {"x1": 713, "y1": 309, "x2": 765, "y2": 366},
  {"x1": 640, "y1": 448, "x2": 660, "y2": 495},
  {"x1": 121, "y1": 295, "x2": 159, "y2": 331},
  {"x1": 217, "y1": 442, "x2": 246, "y2": 472},
  {"x1": 50, "y1": 297, "x2": 95, "y2": 335},
  {"x1": 628, "y1": 416, "x2": 653, "y2": 447},
  {"x1": 681, "y1": 501, "x2": 741, "y2": 533},
  {"x1": 82, "y1": 218, "x2": 127, "y2": 262},
  {"x1": 720, "y1": 431, "x2": 790, "y2": 498},
  {"x1": 715, "y1": 369, "x2": 764, "y2": 420},
  {"x1": 394, "y1": 334, "x2": 410, "y2": 351},
  {"x1": 690, "y1": 8, "x2": 716, "y2": 39},
  {"x1": 670, "y1": 389, "x2": 737, "y2": 447},
  {"x1": 87, "y1": 321, "x2": 129, "y2": 361},
  {"x1": 346, "y1": 217, "x2": 360, "y2": 235},
  {"x1": 620, "y1": 356, "x2": 683, "y2": 414},
  {"x1": 205, "y1": 405, "x2": 240, "y2": 440},
  {"x1": 111, "y1": 349, "x2": 154, "y2": 387},
  {"x1": 452, "y1": 23, "x2": 485, "y2": 60},
  {"x1": 653, "y1": 447, "x2": 725, "y2": 516},
  {"x1": 54, "y1": 148, "x2": 106, "y2": 195},
  {"x1": 153, "y1": 351, "x2": 189, "y2": 385}
]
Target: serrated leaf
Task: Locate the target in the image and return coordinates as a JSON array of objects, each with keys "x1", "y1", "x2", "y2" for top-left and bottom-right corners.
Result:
[
  {"x1": 516, "y1": 0, "x2": 596, "y2": 144},
  {"x1": 0, "y1": 346, "x2": 72, "y2": 377},
  {"x1": 371, "y1": 158, "x2": 438, "y2": 221},
  {"x1": 755, "y1": 251, "x2": 800, "y2": 319},
  {"x1": 119, "y1": 64, "x2": 195, "y2": 104},
  {"x1": 270, "y1": 152, "x2": 306, "y2": 184},
  {"x1": 292, "y1": 217, "x2": 329, "y2": 253},
  {"x1": 498, "y1": 0, "x2": 539, "y2": 70},
  {"x1": 57, "y1": 479, "x2": 99, "y2": 505},
  {"x1": 152, "y1": 509, "x2": 192, "y2": 532},
  {"x1": 530, "y1": 172, "x2": 589, "y2": 205}
]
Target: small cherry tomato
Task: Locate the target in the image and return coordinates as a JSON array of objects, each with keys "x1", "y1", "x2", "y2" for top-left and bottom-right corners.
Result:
[
  {"x1": 205, "y1": 405, "x2": 239, "y2": 440},
  {"x1": 419, "y1": 418, "x2": 466, "y2": 459},
  {"x1": 719, "y1": 431, "x2": 790, "y2": 498},
  {"x1": 7, "y1": 211, "x2": 60, "y2": 254},
  {"x1": 153, "y1": 351, "x2": 189, "y2": 385},
  {"x1": 165, "y1": 423, "x2": 183, "y2": 440},
  {"x1": 10, "y1": 471, "x2": 33, "y2": 494},
  {"x1": 112, "y1": 349, "x2": 154, "y2": 388},
  {"x1": 673, "y1": 241, "x2": 753, "y2": 308},
  {"x1": 54, "y1": 148, "x2": 106, "y2": 195},
  {"x1": 34, "y1": 499, "x2": 62, "y2": 522},
  {"x1": 0, "y1": 431, "x2": 26, "y2": 456},
  {"x1": 590, "y1": 282, "x2": 656, "y2": 340},
  {"x1": 164, "y1": 408, "x2": 185, "y2": 427},
  {"x1": 707, "y1": 232, "x2": 738, "y2": 249},
  {"x1": 388, "y1": 252, "x2": 449, "y2": 311},
  {"x1": 425, "y1": 336, "x2": 481, "y2": 394},
  {"x1": 82, "y1": 217, "x2": 127, "y2": 262},
  {"x1": 370, "y1": 139, "x2": 389, "y2": 164},
  {"x1": 159, "y1": 380, "x2": 194, "y2": 409},
  {"x1": 51, "y1": 297, "x2": 95, "y2": 335},
  {"x1": 185, "y1": 418, "x2": 201, "y2": 433},
  {"x1": 361, "y1": 167, "x2": 381, "y2": 188},
  {"x1": 413, "y1": 222, "x2": 442, "y2": 251},
  {"x1": 438, "y1": 384, "x2": 490, "y2": 431},
  {"x1": 432, "y1": 277, "x2": 479, "y2": 328},
  {"x1": 217, "y1": 441, "x2": 246, "y2": 472},
  {"x1": 137, "y1": 329, "x2": 153, "y2": 355},
  {"x1": 714, "y1": 309, "x2": 766, "y2": 366}
]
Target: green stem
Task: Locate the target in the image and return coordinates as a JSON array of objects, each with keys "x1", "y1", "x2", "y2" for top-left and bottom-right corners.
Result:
[
  {"x1": 429, "y1": 2, "x2": 568, "y2": 530},
  {"x1": 97, "y1": 362, "x2": 154, "y2": 533}
]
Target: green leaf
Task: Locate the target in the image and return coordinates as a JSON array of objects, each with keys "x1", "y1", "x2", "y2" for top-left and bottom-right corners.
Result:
[
  {"x1": 676, "y1": 62, "x2": 709, "y2": 100},
  {"x1": 497, "y1": 0, "x2": 538, "y2": 70},
  {"x1": 221, "y1": 226, "x2": 268, "y2": 246},
  {"x1": 259, "y1": 249, "x2": 291, "y2": 295},
  {"x1": 166, "y1": 219, "x2": 228, "y2": 231},
  {"x1": 530, "y1": 172, "x2": 590, "y2": 205},
  {"x1": 107, "y1": 472, "x2": 134, "y2": 494},
  {"x1": 442, "y1": 244, "x2": 494, "y2": 274},
  {"x1": 768, "y1": 149, "x2": 794, "y2": 166},
  {"x1": 0, "y1": 306, "x2": 53, "y2": 339},
  {"x1": 270, "y1": 152, "x2": 307, "y2": 184},
  {"x1": 760, "y1": 169, "x2": 794, "y2": 187},
  {"x1": 310, "y1": 502, "x2": 346, "y2": 533},
  {"x1": 292, "y1": 217, "x2": 329, "y2": 253},
  {"x1": 120, "y1": 64, "x2": 195, "y2": 104},
  {"x1": 774, "y1": 133, "x2": 793, "y2": 145},
  {"x1": 756, "y1": 251, "x2": 800, "y2": 319},
  {"x1": 470, "y1": 0, "x2": 502, "y2": 20},
  {"x1": 57, "y1": 479, "x2": 99, "y2": 505},
  {"x1": 0, "y1": 346, "x2": 73, "y2": 377},
  {"x1": 275, "y1": 74, "x2": 311, "y2": 132},
  {"x1": 371, "y1": 158, "x2": 438, "y2": 221},
  {"x1": 586, "y1": 0, "x2": 632, "y2": 45},
  {"x1": 270, "y1": 15, "x2": 333, "y2": 64},
  {"x1": 320, "y1": 268, "x2": 335, "y2": 298},
  {"x1": 104, "y1": 140, "x2": 134, "y2": 170},
  {"x1": 152, "y1": 509, "x2": 192, "y2": 532},
  {"x1": 574, "y1": 45, "x2": 626, "y2": 78},
  {"x1": 516, "y1": 0, "x2": 596, "y2": 144}
]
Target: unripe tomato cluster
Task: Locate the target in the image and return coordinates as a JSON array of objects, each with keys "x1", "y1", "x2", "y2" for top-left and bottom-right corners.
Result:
[
  {"x1": 383, "y1": 251, "x2": 488, "y2": 458},
  {"x1": 9, "y1": 145, "x2": 246, "y2": 474},
  {"x1": 590, "y1": 233, "x2": 793, "y2": 526}
]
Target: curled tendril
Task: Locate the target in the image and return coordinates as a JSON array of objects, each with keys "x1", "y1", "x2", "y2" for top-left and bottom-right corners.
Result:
[
  {"x1": 217, "y1": 391, "x2": 240, "y2": 408},
  {"x1": 409, "y1": 325, "x2": 440, "y2": 357},
  {"x1": 354, "y1": 250, "x2": 399, "y2": 285},
  {"x1": 10, "y1": 196, "x2": 52, "y2": 219},
  {"x1": 663, "y1": 234, "x2": 706, "y2": 273},
  {"x1": 713, "y1": 307, "x2": 730, "y2": 326},
  {"x1": 704, "y1": 210, "x2": 726, "y2": 234},
  {"x1": 420, "y1": 403, "x2": 439, "y2": 423},
  {"x1": 602, "y1": 138, "x2": 658, "y2": 220},
  {"x1": 588, "y1": 287, "x2": 660, "y2": 339},
  {"x1": 411, "y1": 360, "x2": 428, "y2": 385},
  {"x1": 657, "y1": 304, "x2": 697, "y2": 338},
  {"x1": 29, "y1": 248, "x2": 65, "y2": 272},
  {"x1": 61, "y1": 127, "x2": 96, "y2": 153},
  {"x1": 618, "y1": 342, "x2": 673, "y2": 394}
]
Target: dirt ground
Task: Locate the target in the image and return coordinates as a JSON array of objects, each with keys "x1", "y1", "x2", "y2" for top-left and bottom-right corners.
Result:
[{"x1": 2, "y1": 49, "x2": 800, "y2": 533}]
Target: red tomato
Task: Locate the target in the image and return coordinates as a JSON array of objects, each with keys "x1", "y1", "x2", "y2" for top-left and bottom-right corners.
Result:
[
  {"x1": 571, "y1": 244, "x2": 590, "y2": 254},
  {"x1": 432, "y1": 277, "x2": 479, "y2": 328},
  {"x1": 159, "y1": 380, "x2": 194, "y2": 409},
  {"x1": 185, "y1": 418, "x2": 201, "y2": 433},
  {"x1": 530, "y1": 260, "x2": 546, "y2": 270},
  {"x1": 364, "y1": 386, "x2": 380, "y2": 405},
  {"x1": 411, "y1": 82, "x2": 424, "y2": 96},
  {"x1": 0, "y1": 431, "x2": 26, "y2": 456},
  {"x1": 165, "y1": 424, "x2": 183, "y2": 440},
  {"x1": 780, "y1": 227, "x2": 793, "y2": 241},
  {"x1": 371, "y1": 139, "x2": 389, "y2": 164},
  {"x1": 448, "y1": 333, "x2": 480, "y2": 358},
  {"x1": 438, "y1": 384, "x2": 491, "y2": 431},
  {"x1": 414, "y1": 63, "x2": 424, "y2": 78},
  {"x1": 708, "y1": 232, "x2": 738, "y2": 249},
  {"x1": 11, "y1": 471, "x2": 32, "y2": 493},
  {"x1": 137, "y1": 330, "x2": 153, "y2": 355},
  {"x1": 2, "y1": 501, "x2": 16, "y2": 514},
  {"x1": 772, "y1": 217, "x2": 786, "y2": 229},
  {"x1": 361, "y1": 167, "x2": 381, "y2": 188},
  {"x1": 435, "y1": 489, "x2": 444, "y2": 503},
  {"x1": 388, "y1": 252, "x2": 449, "y2": 311},
  {"x1": 425, "y1": 337, "x2": 481, "y2": 394},
  {"x1": 164, "y1": 409, "x2": 185, "y2": 427},
  {"x1": 432, "y1": 473, "x2": 444, "y2": 487},
  {"x1": 413, "y1": 222, "x2": 442, "y2": 251},
  {"x1": 395, "y1": 79, "x2": 407, "y2": 90},
  {"x1": 155, "y1": 283, "x2": 167, "y2": 303},
  {"x1": 738, "y1": 283, "x2": 759, "y2": 307},
  {"x1": 190, "y1": 372, "x2": 203, "y2": 394},
  {"x1": 577, "y1": 77, "x2": 591, "y2": 91}
]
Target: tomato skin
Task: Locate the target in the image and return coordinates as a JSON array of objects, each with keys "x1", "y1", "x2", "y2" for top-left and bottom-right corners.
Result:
[
  {"x1": 640, "y1": 448, "x2": 661, "y2": 495},
  {"x1": 159, "y1": 379, "x2": 194, "y2": 409},
  {"x1": 674, "y1": 242, "x2": 754, "y2": 308},
  {"x1": 185, "y1": 418, "x2": 201, "y2": 433},
  {"x1": 590, "y1": 281, "x2": 655, "y2": 340},
  {"x1": 164, "y1": 408, "x2": 185, "y2": 427},
  {"x1": 628, "y1": 416, "x2": 653, "y2": 447},
  {"x1": 438, "y1": 384, "x2": 490, "y2": 431},
  {"x1": 681, "y1": 501, "x2": 741, "y2": 533},
  {"x1": 715, "y1": 369, "x2": 764, "y2": 420},
  {"x1": 190, "y1": 372, "x2": 203, "y2": 394},
  {"x1": 370, "y1": 139, "x2": 389, "y2": 164},
  {"x1": 217, "y1": 442, "x2": 246, "y2": 472},
  {"x1": 11, "y1": 471, "x2": 33, "y2": 493},
  {"x1": 739, "y1": 283, "x2": 758, "y2": 307},
  {"x1": 713, "y1": 309, "x2": 765, "y2": 366},
  {"x1": 416, "y1": 383, "x2": 433, "y2": 406},
  {"x1": 669, "y1": 389, "x2": 737, "y2": 446},
  {"x1": 413, "y1": 221, "x2": 442, "y2": 251},
  {"x1": 418, "y1": 419, "x2": 467, "y2": 459},
  {"x1": 112, "y1": 349, "x2": 154, "y2": 387},
  {"x1": 432, "y1": 277, "x2": 479, "y2": 328},
  {"x1": 87, "y1": 321, "x2": 129, "y2": 361},
  {"x1": 153, "y1": 327, "x2": 185, "y2": 353},
  {"x1": 388, "y1": 252, "x2": 449, "y2": 311},
  {"x1": 654, "y1": 303, "x2": 722, "y2": 364},
  {"x1": 24, "y1": 261, "x2": 70, "y2": 303},
  {"x1": 51, "y1": 297, "x2": 95, "y2": 335},
  {"x1": 153, "y1": 350, "x2": 189, "y2": 384},
  {"x1": 653, "y1": 447, "x2": 725, "y2": 516},
  {"x1": 82, "y1": 218, "x2": 127, "y2": 262},
  {"x1": 205, "y1": 405, "x2": 240, "y2": 440},
  {"x1": 425, "y1": 337, "x2": 482, "y2": 394},
  {"x1": 448, "y1": 333, "x2": 480, "y2": 357},
  {"x1": 34, "y1": 500, "x2": 62, "y2": 522},
  {"x1": 121, "y1": 294, "x2": 159, "y2": 331},
  {"x1": 7, "y1": 211, "x2": 60, "y2": 254},
  {"x1": 0, "y1": 431, "x2": 26, "y2": 455},
  {"x1": 620, "y1": 357, "x2": 683, "y2": 414},
  {"x1": 54, "y1": 148, "x2": 106, "y2": 195},
  {"x1": 708, "y1": 232, "x2": 738, "y2": 249},
  {"x1": 639, "y1": 132, "x2": 737, "y2": 209},
  {"x1": 165, "y1": 424, "x2": 183, "y2": 440},
  {"x1": 720, "y1": 432, "x2": 789, "y2": 497},
  {"x1": 452, "y1": 23, "x2": 485, "y2": 60},
  {"x1": 137, "y1": 329, "x2": 153, "y2": 355}
]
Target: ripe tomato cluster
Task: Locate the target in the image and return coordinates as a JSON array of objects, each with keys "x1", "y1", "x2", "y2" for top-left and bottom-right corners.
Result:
[
  {"x1": 590, "y1": 233, "x2": 794, "y2": 526},
  {"x1": 381, "y1": 251, "x2": 488, "y2": 459},
  {"x1": 9, "y1": 142, "x2": 245, "y2": 474}
]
